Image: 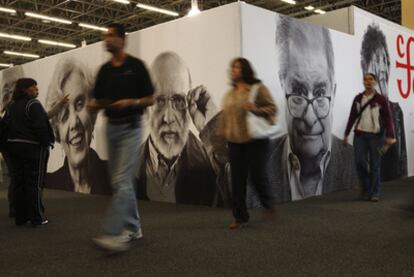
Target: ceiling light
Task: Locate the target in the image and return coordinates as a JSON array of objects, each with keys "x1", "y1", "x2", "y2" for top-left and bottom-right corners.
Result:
[
  {"x1": 281, "y1": 0, "x2": 296, "y2": 4},
  {"x1": 78, "y1": 23, "x2": 108, "y2": 32},
  {"x1": 0, "y1": 32, "x2": 32, "y2": 41},
  {"x1": 4, "y1": 50, "x2": 40, "y2": 59},
  {"x1": 136, "y1": 3, "x2": 179, "y2": 17},
  {"x1": 0, "y1": 7, "x2": 17, "y2": 14},
  {"x1": 304, "y1": 6, "x2": 315, "y2": 11},
  {"x1": 25, "y1": 12, "x2": 72, "y2": 25},
  {"x1": 314, "y1": 9, "x2": 326, "y2": 14},
  {"x1": 0, "y1": 63, "x2": 13, "y2": 68},
  {"x1": 112, "y1": 0, "x2": 130, "y2": 4},
  {"x1": 187, "y1": 0, "x2": 201, "y2": 17},
  {"x1": 38, "y1": 39, "x2": 76, "y2": 48}
]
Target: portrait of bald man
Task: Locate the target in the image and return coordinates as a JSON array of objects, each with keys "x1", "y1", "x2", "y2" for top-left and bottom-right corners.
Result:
[
  {"x1": 249, "y1": 16, "x2": 358, "y2": 205},
  {"x1": 360, "y1": 23, "x2": 407, "y2": 181},
  {"x1": 136, "y1": 51, "x2": 229, "y2": 206}
]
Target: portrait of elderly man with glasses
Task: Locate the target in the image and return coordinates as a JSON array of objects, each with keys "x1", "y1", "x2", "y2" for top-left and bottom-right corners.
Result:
[
  {"x1": 264, "y1": 16, "x2": 358, "y2": 202},
  {"x1": 136, "y1": 51, "x2": 229, "y2": 207}
]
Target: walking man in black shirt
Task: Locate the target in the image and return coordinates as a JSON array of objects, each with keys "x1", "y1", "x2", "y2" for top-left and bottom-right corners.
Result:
[{"x1": 88, "y1": 23, "x2": 154, "y2": 252}]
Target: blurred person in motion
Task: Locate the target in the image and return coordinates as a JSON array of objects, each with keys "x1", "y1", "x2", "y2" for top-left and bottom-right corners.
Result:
[
  {"x1": 219, "y1": 57, "x2": 277, "y2": 230},
  {"x1": 88, "y1": 23, "x2": 154, "y2": 252}
]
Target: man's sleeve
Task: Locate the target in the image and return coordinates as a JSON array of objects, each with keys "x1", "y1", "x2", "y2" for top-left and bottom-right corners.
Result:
[
  {"x1": 344, "y1": 96, "x2": 359, "y2": 137},
  {"x1": 136, "y1": 60, "x2": 154, "y2": 98}
]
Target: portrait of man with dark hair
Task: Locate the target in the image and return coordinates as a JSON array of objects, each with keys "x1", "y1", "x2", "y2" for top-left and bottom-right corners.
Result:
[
  {"x1": 249, "y1": 16, "x2": 358, "y2": 204},
  {"x1": 360, "y1": 23, "x2": 407, "y2": 181},
  {"x1": 45, "y1": 57, "x2": 111, "y2": 194}
]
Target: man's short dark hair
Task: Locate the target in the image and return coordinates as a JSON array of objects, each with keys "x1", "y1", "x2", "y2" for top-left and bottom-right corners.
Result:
[
  {"x1": 365, "y1": 73, "x2": 377, "y2": 81},
  {"x1": 107, "y1": 23, "x2": 126, "y2": 38},
  {"x1": 360, "y1": 23, "x2": 390, "y2": 73}
]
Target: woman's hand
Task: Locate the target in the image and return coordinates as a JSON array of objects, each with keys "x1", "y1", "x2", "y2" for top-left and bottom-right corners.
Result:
[{"x1": 243, "y1": 102, "x2": 257, "y2": 112}]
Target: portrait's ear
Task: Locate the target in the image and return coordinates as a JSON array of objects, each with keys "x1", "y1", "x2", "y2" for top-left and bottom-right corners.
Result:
[{"x1": 330, "y1": 83, "x2": 337, "y2": 110}]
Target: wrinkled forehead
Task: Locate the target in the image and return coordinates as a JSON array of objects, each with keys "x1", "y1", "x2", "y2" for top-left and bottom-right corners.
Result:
[
  {"x1": 151, "y1": 54, "x2": 191, "y2": 96},
  {"x1": 61, "y1": 70, "x2": 88, "y2": 91}
]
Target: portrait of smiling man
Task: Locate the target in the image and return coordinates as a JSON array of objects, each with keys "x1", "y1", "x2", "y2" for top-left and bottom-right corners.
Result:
[
  {"x1": 136, "y1": 51, "x2": 228, "y2": 206},
  {"x1": 259, "y1": 16, "x2": 358, "y2": 203},
  {"x1": 45, "y1": 57, "x2": 111, "y2": 195}
]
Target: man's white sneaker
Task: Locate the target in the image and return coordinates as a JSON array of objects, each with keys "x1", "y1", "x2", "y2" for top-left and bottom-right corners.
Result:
[
  {"x1": 122, "y1": 228, "x2": 143, "y2": 241},
  {"x1": 92, "y1": 235, "x2": 130, "y2": 252}
]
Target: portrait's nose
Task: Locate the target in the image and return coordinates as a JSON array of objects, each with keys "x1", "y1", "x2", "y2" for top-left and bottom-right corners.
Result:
[
  {"x1": 162, "y1": 105, "x2": 175, "y2": 124},
  {"x1": 69, "y1": 110, "x2": 81, "y2": 130},
  {"x1": 303, "y1": 104, "x2": 318, "y2": 127}
]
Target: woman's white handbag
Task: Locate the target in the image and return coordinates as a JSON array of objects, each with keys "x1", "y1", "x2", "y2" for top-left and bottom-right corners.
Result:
[{"x1": 247, "y1": 84, "x2": 283, "y2": 139}]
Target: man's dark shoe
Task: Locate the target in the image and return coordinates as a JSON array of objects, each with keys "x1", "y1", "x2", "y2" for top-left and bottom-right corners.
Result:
[{"x1": 31, "y1": 219, "x2": 49, "y2": 227}]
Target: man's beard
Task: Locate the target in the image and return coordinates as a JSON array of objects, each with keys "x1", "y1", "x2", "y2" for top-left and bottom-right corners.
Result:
[{"x1": 150, "y1": 119, "x2": 190, "y2": 160}]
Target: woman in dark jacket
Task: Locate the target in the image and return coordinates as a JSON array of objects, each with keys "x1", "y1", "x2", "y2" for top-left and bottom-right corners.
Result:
[{"x1": 7, "y1": 78, "x2": 55, "y2": 227}]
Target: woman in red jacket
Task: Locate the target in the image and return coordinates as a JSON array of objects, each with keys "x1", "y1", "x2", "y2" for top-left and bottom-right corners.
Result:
[{"x1": 343, "y1": 73, "x2": 395, "y2": 202}]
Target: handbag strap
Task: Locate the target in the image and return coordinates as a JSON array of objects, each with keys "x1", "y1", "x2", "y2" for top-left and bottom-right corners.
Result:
[
  {"x1": 248, "y1": 83, "x2": 260, "y2": 102},
  {"x1": 355, "y1": 93, "x2": 378, "y2": 128}
]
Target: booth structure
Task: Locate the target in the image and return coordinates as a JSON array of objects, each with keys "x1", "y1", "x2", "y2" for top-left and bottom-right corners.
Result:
[{"x1": 1, "y1": 2, "x2": 413, "y2": 206}]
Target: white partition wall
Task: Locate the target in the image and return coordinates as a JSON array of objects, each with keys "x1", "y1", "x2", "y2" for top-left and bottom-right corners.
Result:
[{"x1": 1, "y1": 2, "x2": 412, "y2": 206}]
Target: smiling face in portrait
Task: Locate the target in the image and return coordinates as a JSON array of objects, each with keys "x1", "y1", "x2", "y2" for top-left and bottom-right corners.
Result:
[
  {"x1": 282, "y1": 33, "x2": 335, "y2": 161},
  {"x1": 57, "y1": 71, "x2": 93, "y2": 169},
  {"x1": 149, "y1": 52, "x2": 191, "y2": 160}
]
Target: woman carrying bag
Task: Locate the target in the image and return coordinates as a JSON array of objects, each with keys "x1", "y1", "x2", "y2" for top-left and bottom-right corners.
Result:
[{"x1": 219, "y1": 57, "x2": 279, "y2": 230}]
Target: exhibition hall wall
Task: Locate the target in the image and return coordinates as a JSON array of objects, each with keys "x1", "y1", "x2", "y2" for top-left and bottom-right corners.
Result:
[{"x1": 1, "y1": 2, "x2": 412, "y2": 207}]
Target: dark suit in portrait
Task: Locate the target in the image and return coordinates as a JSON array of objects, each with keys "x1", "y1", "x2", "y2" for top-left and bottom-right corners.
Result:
[
  {"x1": 381, "y1": 101, "x2": 407, "y2": 181},
  {"x1": 247, "y1": 135, "x2": 358, "y2": 207},
  {"x1": 136, "y1": 132, "x2": 217, "y2": 206},
  {"x1": 45, "y1": 149, "x2": 111, "y2": 195}
]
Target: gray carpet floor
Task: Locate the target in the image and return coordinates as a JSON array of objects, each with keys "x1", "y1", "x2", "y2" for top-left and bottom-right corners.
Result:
[{"x1": 1, "y1": 178, "x2": 414, "y2": 277}]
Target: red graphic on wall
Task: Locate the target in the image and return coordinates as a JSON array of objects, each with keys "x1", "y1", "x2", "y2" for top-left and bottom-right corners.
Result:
[{"x1": 396, "y1": 34, "x2": 414, "y2": 99}]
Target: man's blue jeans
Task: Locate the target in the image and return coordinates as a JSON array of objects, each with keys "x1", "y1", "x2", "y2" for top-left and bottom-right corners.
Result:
[
  {"x1": 102, "y1": 121, "x2": 141, "y2": 236},
  {"x1": 353, "y1": 133, "x2": 383, "y2": 198}
]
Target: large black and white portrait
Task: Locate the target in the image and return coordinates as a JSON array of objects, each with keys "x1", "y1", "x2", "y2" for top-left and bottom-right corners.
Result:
[
  {"x1": 0, "y1": 65, "x2": 24, "y2": 113},
  {"x1": 136, "y1": 51, "x2": 230, "y2": 206},
  {"x1": 258, "y1": 16, "x2": 358, "y2": 203},
  {"x1": 45, "y1": 57, "x2": 111, "y2": 194},
  {"x1": 360, "y1": 23, "x2": 407, "y2": 180}
]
